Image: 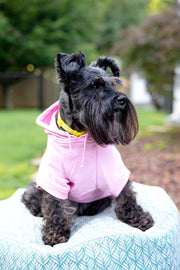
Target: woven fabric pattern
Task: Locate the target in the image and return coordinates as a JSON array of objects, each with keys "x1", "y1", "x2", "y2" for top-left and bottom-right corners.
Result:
[{"x1": 0, "y1": 183, "x2": 180, "y2": 270}]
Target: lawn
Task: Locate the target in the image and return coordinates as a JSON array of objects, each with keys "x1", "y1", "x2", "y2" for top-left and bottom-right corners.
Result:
[
  {"x1": 0, "y1": 109, "x2": 46, "y2": 199},
  {"x1": 0, "y1": 107, "x2": 168, "y2": 200},
  {"x1": 136, "y1": 107, "x2": 168, "y2": 131}
]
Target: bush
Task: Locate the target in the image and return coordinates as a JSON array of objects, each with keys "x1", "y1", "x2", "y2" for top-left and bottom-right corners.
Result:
[{"x1": 112, "y1": 3, "x2": 180, "y2": 111}]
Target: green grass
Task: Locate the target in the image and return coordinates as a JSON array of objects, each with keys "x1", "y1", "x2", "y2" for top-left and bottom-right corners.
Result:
[
  {"x1": 136, "y1": 107, "x2": 168, "y2": 131},
  {"x1": 0, "y1": 107, "x2": 168, "y2": 200},
  {"x1": 0, "y1": 109, "x2": 46, "y2": 199}
]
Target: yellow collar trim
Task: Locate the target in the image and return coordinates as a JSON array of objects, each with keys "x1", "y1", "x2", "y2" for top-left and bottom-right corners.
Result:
[{"x1": 57, "y1": 112, "x2": 86, "y2": 137}]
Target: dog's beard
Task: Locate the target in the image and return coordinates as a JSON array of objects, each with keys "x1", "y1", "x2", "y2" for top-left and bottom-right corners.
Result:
[
  {"x1": 113, "y1": 99, "x2": 139, "y2": 145},
  {"x1": 80, "y1": 96, "x2": 139, "y2": 146}
]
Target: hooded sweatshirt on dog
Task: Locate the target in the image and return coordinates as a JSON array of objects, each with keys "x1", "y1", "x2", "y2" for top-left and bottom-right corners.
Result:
[{"x1": 36, "y1": 101, "x2": 130, "y2": 203}]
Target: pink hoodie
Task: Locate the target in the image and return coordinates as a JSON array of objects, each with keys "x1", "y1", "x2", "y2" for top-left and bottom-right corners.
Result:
[{"x1": 36, "y1": 101, "x2": 130, "y2": 203}]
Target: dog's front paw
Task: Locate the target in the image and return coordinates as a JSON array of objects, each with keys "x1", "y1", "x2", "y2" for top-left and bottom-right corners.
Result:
[
  {"x1": 136, "y1": 211, "x2": 154, "y2": 231},
  {"x1": 42, "y1": 232, "x2": 69, "y2": 246},
  {"x1": 42, "y1": 224, "x2": 70, "y2": 246},
  {"x1": 115, "y1": 203, "x2": 154, "y2": 232}
]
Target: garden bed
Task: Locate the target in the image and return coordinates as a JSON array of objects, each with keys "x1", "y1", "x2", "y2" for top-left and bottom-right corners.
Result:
[{"x1": 118, "y1": 128, "x2": 180, "y2": 212}]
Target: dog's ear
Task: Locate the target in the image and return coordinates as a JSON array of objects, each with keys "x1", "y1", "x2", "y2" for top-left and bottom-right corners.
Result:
[
  {"x1": 55, "y1": 51, "x2": 86, "y2": 83},
  {"x1": 91, "y1": 56, "x2": 120, "y2": 77}
]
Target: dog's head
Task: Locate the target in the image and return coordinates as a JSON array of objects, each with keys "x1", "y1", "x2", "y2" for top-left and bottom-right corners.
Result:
[{"x1": 55, "y1": 51, "x2": 138, "y2": 145}]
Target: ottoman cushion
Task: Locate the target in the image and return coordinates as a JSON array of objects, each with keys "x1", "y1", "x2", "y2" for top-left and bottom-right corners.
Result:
[{"x1": 0, "y1": 183, "x2": 180, "y2": 270}]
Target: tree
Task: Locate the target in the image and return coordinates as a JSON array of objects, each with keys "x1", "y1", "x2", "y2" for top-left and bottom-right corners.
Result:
[
  {"x1": 0, "y1": 0, "x2": 108, "y2": 72},
  {"x1": 0, "y1": 0, "x2": 107, "y2": 107},
  {"x1": 96, "y1": 0, "x2": 151, "y2": 51},
  {"x1": 111, "y1": 2, "x2": 180, "y2": 111},
  {"x1": 0, "y1": 0, "x2": 155, "y2": 72},
  {"x1": 0, "y1": 0, "x2": 155, "y2": 108}
]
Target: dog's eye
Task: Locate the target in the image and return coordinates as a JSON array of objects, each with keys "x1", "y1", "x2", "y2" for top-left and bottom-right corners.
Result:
[{"x1": 92, "y1": 78, "x2": 105, "y2": 89}]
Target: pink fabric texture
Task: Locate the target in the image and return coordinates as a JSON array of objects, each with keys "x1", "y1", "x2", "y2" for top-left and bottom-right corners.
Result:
[{"x1": 36, "y1": 101, "x2": 130, "y2": 203}]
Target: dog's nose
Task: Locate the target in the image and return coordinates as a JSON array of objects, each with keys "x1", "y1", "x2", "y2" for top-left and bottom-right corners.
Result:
[
  {"x1": 113, "y1": 95, "x2": 127, "y2": 111},
  {"x1": 117, "y1": 96, "x2": 126, "y2": 107}
]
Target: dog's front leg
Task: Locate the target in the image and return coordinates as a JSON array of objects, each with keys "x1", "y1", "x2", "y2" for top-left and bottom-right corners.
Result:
[
  {"x1": 114, "y1": 180, "x2": 154, "y2": 231},
  {"x1": 41, "y1": 192, "x2": 77, "y2": 246}
]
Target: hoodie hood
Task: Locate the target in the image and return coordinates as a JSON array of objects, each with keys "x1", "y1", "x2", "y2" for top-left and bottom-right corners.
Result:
[
  {"x1": 36, "y1": 101, "x2": 88, "y2": 142},
  {"x1": 36, "y1": 101, "x2": 90, "y2": 167}
]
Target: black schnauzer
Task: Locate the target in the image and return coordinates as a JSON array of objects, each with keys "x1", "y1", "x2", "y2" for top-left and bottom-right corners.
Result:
[{"x1": 22, "y1": 51, "x2": 154, "y2": 246}]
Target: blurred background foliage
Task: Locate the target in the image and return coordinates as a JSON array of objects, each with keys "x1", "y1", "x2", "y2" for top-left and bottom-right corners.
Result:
[
  {"x1": 0, "y1": 0, "x2": 179, "y2": 109},
  {"x1": 0, "y1": 0, "x2": 174, "y2": 72},
  {"x1": 111, "y1": 1, "x2": 180, "y2": 110}
]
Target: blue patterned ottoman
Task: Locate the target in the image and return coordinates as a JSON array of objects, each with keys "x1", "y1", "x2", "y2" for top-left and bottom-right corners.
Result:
[{"x1": 0, "y1": 183, "x2": 180, "y2": 270}]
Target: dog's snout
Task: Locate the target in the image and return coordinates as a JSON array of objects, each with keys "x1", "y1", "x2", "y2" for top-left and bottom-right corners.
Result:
[
  {"x1": 113, "y1": 95, "x2": 127, "y2": 111},
  {"x1": 117, "y1": 96, "x2": 126, "y2": 107}
]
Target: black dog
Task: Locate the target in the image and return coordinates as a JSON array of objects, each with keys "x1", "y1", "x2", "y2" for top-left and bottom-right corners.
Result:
[{"x1": 22, "y1": 51, "x2": 154, "y2": 246}]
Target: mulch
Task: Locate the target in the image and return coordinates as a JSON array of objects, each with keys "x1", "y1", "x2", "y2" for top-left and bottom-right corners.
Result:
[{"x1": 117, "y1": 128, "x2": 180, "y2": 212}]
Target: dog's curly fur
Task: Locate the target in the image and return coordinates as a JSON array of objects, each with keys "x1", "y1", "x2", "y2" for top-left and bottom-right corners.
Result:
[{"x1": 22, "y1": 51, "x2": 154, "y2": 246}]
